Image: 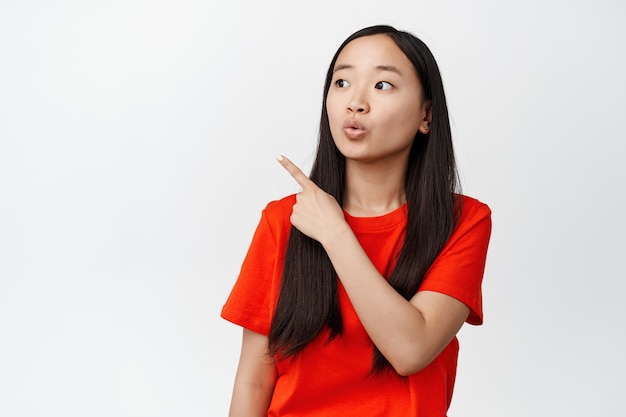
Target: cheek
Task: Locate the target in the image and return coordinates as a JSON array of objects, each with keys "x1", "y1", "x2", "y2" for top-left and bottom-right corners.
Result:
[
  {"x1": 325, "y1": 96, "x2": 343, "y2": 131},
  {"x1": 326, "y1": 94, "x2": 341, "y2": 118},
  {"x1": 376, "y1": 107, "x2": 421, "y2": 142},
  {"x1": 390, "y1": 98, "x2": 423, "y2": 135}
]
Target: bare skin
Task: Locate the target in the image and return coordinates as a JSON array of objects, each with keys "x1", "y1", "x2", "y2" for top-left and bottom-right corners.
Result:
[{"x1": 228, "y1": 329, "x2": 276, "y2": 417}]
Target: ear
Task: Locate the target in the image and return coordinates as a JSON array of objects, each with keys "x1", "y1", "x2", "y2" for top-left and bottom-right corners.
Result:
[{"x1": 419, "y1": 102, "x2": 433, "y2": 134}]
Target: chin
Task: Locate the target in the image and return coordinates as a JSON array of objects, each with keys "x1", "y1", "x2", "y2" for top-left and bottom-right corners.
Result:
[{"x1": 333, "y1": 143, "x2": 369, "y2": 161}]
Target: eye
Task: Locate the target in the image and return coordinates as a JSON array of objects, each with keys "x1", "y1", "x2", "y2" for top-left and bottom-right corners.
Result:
[
  {"x1": 375, "y1": 81, "x2": 393, "y2": 90},
  {"x1": 335, "y1": 79, "x2": 350, "y2": 88}
]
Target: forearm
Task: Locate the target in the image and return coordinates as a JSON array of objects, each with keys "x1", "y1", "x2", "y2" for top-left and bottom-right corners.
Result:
[
  {"x1": 321, "y1": 224, "x2": 430, "y2": 375},
  {"x1": 229, "y1": 329, "x2": 277, "y2": 417},
  {"x1": 229, "y1": 380, "x2": 274, "y2": 417}
]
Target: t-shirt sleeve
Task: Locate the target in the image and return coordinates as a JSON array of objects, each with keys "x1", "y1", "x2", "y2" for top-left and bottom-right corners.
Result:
[
  {"x1": 221, "y1": 206, "x2": 287, "y2": 336},
  {"x1": 418, "y1": 198, "x2": 492, "y2": 325}
]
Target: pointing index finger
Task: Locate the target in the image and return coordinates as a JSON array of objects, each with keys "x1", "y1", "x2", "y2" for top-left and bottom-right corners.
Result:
[{"x1": 276, "y1": 155, "x2": 313, "y2": 188}]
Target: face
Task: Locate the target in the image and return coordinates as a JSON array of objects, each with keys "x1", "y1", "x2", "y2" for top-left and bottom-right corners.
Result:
[{"x1": 326, "y1": 34, "x2": 431, "y2": 165}]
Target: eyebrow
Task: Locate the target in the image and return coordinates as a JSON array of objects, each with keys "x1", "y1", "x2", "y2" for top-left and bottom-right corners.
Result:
[{"x1": 333, "y1": 64, "x2": 403, "y2": 75}]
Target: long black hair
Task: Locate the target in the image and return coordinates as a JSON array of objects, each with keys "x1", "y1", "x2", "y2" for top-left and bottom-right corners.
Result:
[{"x1": 268, "y1": 25, "x2": 460, "y2": 374}]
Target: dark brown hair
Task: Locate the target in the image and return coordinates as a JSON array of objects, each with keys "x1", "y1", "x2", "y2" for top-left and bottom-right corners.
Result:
[{"x1": 269, "y1": 25, "x2": 460, "y2": 373}]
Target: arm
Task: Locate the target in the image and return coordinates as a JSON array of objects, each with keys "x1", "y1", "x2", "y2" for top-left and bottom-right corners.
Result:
[
  {"x1": 322, "y1": 226, "x2": 470, "y2": 375},
  {"x1": 277, "y1": 155, "x2": 477, "y2": 376},
  {"x1": 228, "y1": 329, "x2": 277, "y2": 417}
]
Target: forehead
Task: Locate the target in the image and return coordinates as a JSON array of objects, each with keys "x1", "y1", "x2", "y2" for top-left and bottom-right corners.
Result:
[{"x1": 334, "y1": 34, "x2": 413, "y2": 73}]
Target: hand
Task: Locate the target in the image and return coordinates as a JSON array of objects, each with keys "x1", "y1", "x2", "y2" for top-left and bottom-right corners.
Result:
[{"x1": 276, "y1": 155, "x2": 348, "y2": 245}]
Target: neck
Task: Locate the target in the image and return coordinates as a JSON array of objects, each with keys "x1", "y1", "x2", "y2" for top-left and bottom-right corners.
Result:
[{"x1": 342, "y1": 158, "x2": 408, "y2": 217}]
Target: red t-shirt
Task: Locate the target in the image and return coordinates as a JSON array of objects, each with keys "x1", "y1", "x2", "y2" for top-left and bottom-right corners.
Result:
[{"x1": 222, "y1": 194, "x2": 492, "y2": 416}]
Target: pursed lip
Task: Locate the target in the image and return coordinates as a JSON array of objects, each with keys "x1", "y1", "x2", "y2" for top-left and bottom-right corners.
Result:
[{"x1": 342, "y1": 119, "x2": 367, "y2": 139}]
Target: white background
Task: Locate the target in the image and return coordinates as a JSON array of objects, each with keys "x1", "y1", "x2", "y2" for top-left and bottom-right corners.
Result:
[{"x1": 1, "y1": 0, "x2": 625, "y2": 415}]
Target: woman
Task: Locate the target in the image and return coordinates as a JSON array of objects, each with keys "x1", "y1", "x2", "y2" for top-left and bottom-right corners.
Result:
[{"x1": 222, "y1": 25, "x2": 492, "y2": 416}]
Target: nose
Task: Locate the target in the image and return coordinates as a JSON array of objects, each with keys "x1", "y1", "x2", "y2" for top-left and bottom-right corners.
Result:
[{"x1": 347, "y1": 90, "x2": 369, "y2": 114}]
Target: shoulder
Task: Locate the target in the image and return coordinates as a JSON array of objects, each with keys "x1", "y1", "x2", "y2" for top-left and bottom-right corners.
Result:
[
  {"x1": 263, "y1": 194, "x2": 296, "y2": 217},
  {"x1": 258, "y1": 194, "x2": 297, "y2": 241},
  {"x1": 458, "y1": 194, "x2": 491, "y2": 219},
  {"x1": 445, "y1": 194, "x2": 492, "y2": 248},
  {"x1": 456, "y1": 194, "x2": 492, "y2": 231},
  {"x1": 262, "y1": 194, "x2": 296, "y2": 224}
]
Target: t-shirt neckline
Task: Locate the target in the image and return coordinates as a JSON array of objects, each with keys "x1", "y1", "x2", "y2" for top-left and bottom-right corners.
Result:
[{"x1": 343, "y1": 203, "x2": 407, "y2": 232}]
